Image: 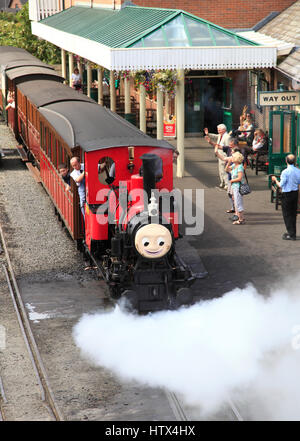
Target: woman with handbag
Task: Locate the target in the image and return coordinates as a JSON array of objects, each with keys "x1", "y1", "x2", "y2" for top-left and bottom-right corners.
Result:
[{"x1": 228, "y1": 152, "x2": 246, "y2": 225}]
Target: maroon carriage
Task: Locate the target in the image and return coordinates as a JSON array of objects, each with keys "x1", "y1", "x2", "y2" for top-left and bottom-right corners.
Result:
[{"x1": 0, "y1": 46, "x2": 63, "y2": 137}]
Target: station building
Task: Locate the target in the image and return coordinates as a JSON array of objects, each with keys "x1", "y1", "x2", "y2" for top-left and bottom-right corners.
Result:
[{"x1": 28, "y1": 0, "x2": 286, "y2": 176}]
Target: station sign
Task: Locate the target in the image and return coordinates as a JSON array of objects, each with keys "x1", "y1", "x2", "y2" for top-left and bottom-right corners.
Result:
[{"x1": 259, "y1": 91, "x2": 300, "y2": 106}]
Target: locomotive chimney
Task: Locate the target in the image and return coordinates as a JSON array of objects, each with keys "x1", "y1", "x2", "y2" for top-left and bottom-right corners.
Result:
[{"x1": 140, "y1": 153, "x2": 157, "y2": 207}]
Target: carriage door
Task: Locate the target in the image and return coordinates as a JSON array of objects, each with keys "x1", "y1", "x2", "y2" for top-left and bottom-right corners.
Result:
[
  {"x1": 268, "y1": 110, "x2": 296, "y2": 177},
  {"x1": 222, "y1": 78, "x2": 233, "y2": 132}
]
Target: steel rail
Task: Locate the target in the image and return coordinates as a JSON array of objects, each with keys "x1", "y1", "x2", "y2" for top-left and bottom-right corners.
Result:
[
  {"x1": 0, "y1": 225, "x2": 64, "y2": 421},
  {"x1": 165, "y1": 390, "x2": 188, "y2": 421},
  {"x1": 165, "y1": 389, "x2": 244, "y2": 421},
  {"x1": 0, "y1": 374, "x2": 7, "y2": 421}
]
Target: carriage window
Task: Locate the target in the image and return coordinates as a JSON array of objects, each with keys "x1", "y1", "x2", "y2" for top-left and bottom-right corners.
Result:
[
  {"x1": 53, "y1": 139, "x2": 57, "y2": 167},
  {"x1": 98, "y1": 156, "x2": 115, "y2": 185},
  {"x1": 40, "y1": 123, "x2": 44, "y2": 150},
  {"x1": 57, "y1": 142, "x2": 63, "y2": 165}
]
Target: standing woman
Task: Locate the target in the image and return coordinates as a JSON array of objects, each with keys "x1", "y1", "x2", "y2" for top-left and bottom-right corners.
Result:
[{"x1": 228, "y1": 152, "x2": 246, "y2": 225}]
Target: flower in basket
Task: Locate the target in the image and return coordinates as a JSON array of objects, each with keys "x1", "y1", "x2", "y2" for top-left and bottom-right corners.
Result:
[
  {"x1": 151, "y1": 70, "x2": 177, "y2": 96},
  {"x1": 132, "y1": 70, "x2": 154, "y2": 95},
  {"x1": 120, "y1": 70, "x2": 131, "y2": 80}
]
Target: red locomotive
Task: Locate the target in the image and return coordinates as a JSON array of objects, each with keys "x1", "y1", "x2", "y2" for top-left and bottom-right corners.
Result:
[{"x1": 0, "y1": 46, "x2": 196, "y2": 312}]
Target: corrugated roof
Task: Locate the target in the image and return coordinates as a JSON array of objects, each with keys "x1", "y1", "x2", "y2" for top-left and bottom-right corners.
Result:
[
  {"x1": 40, "y1": 6, "x2": 177, "y2": 48},
  {"x1": 40, "y1": 6, "x2": 257, "y2": 48}
]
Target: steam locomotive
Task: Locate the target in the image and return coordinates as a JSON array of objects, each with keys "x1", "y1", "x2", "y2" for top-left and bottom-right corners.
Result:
[{"x1": 0, "y1": 46, "x2": 197, "y2": 312}]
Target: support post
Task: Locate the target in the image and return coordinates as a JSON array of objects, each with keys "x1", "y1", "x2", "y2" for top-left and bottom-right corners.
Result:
[
  {"x1": 110, "y1": 70, "x2": 116, "y2": 112},
  {"x1": 124, "y1": 77, "x2": 131, "y2": 115},
  {"x1": 78, "y1": 58, "x2": 83, "y2": 84},
  {"x1": 97, "y1": 67, "x2": 103, "y2": 106},
  {"x1": 68, "y1": 52, "x2": 74, "y2": 87},
  {"x1": 157, "y1": 88, "x2": 164, "y2": 140},
  {"x1": 165, "y1": 92, "x2": 170, "y2": 117},
  {"x1": 176, "y1": 69, "x2": 185, "y2": 178},
  {"x1": 140, "y1": 84, "x2": 146, "y2": 133},
  {"x1": 87, "y1": 62, "x2": 92, "y2": 98},
  {"x1": 61, "y1": 49, "x2": 67, "y2": 81}
]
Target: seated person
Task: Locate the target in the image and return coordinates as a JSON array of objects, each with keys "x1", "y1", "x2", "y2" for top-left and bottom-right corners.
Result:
[
  {"x1": 71, "y1": 68, "x2": 82, "y2": 91},
  {"x1": 58, "y1": 163, "x2": 71, "y2": 191},
  {"x1": 252, "y1": 129, "x2": 267, "y2": 152}
]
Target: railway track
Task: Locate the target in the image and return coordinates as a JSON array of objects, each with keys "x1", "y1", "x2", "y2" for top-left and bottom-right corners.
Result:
[
  {"x1": 0, "y1": 224, "x2": 64, "y2": 421},
  {"x1": 165, "y1": 389, "x2": 244, "y2": 421}
]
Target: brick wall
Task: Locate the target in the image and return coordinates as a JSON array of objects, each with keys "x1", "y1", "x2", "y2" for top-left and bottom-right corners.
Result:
[
  {"x1": 125, "y1": 0, "x2": 295, "y2": 28},
  {"x1": 66, "y1": 0, "x2": 296, "y2": 28}
]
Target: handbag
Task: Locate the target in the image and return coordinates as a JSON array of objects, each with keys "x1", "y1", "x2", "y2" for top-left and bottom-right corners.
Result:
[{"x1": 239, "y1": 171, "x2": 251, "y2": 195}]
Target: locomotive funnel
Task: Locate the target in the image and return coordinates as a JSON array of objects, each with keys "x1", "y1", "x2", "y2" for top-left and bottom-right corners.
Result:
[{"x1": 140, "y1": 153, "x2": 162, "y2": 207}]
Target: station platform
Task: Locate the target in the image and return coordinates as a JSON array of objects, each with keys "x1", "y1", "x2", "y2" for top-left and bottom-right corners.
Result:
[{"x1": 169, "y1": 136, "x2": 299, "y2": 301}]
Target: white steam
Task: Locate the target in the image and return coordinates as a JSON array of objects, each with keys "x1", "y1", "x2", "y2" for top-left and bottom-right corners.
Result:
[{"x1": 73, "y1": 282, "x2": 300, "y2": 420}]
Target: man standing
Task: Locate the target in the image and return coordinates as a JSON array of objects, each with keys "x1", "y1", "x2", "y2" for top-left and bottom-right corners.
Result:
[
  {"x1": 205, "y1": 124, "x2": 231, "y2": 190},
  {"x1": 272, "y1": 154, "x2": 300, "y2": 241},
  {"x1": 70, "y1": 156, "x2": 85, "y2": 219}
]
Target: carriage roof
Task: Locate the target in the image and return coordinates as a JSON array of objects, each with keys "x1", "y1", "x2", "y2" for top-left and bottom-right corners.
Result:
[
  {"x1": 0, "y1": 47, "x2": 48, "y2": 70},
  {"x1": 6, "y1": 66, "x2": 62, "y2": 81},
  {"x1": 39, "y1": 101, "x2": 174, "y2": 152},
  {"x1": 17, "y1": 79, "x2": 96, "y2": 107}
]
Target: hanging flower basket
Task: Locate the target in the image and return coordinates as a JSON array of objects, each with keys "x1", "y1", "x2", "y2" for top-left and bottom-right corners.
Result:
[
  {"x1": 151, "y1": 70, "x2": 178, "y2": 96},
  {"x1": 132, "y1": 70, "x2": 154, "y2": 95}
]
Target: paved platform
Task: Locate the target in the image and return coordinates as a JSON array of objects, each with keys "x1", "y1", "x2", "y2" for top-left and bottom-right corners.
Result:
[{"x1": 170, "y1": 136, "x2": 299, "y2": 301}]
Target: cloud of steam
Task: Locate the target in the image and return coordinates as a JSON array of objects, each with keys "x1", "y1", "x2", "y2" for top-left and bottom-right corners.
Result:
[{"x1": 73, "y1": 282, "x2": 300, "y2": 420}]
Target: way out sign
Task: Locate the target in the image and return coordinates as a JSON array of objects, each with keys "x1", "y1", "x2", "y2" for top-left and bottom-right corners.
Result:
[{"x1": 259, "y1": 91, "x2": 300, "y2": 106}]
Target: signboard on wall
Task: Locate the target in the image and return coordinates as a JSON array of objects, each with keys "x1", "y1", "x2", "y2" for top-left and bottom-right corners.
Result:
[{"x1": 259, "y1": 91, "x2": 300, "y2": 106}]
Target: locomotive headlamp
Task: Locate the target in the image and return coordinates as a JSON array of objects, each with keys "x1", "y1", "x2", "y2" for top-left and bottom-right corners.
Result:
[{"x1": 135, "y1": 224, "x2": 172, "y2": 259}]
